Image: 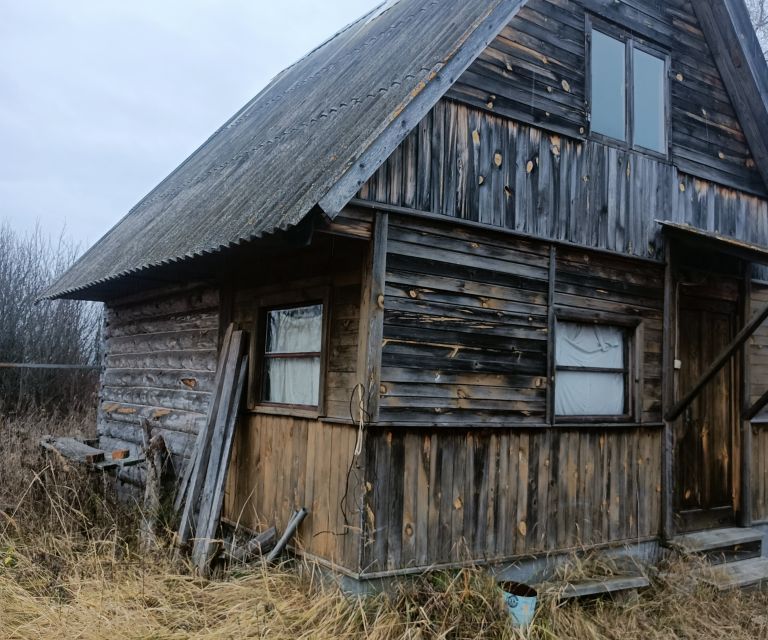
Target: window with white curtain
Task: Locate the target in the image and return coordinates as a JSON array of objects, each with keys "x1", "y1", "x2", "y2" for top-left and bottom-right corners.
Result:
[
  {"x1": 555, "y1": 321, "x2": 629, "y2": 418},
  {"x1": 262, "y1": 303, "x2": 323, "y2": 407}
]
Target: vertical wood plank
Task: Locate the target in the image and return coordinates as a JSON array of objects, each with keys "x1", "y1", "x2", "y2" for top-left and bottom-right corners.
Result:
[
  {"x1": 742, "y1": 265, "x2": 753, "y2": 526},
  {"x1": 662, "y1": 242, "x2": 676, "y2": 541}
]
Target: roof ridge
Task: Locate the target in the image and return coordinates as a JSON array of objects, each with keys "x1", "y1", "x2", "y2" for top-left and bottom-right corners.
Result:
[{"x1": 273, "y1": 2, "x2": 386, "y2": 78}]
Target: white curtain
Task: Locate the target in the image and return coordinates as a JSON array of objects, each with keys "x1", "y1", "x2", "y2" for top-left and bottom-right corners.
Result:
[
  {"x1": 265, "y1": 357, "x2": 321, "y2": 405},
  {"x1": 264, "y1": 304, "x2": 322, "y2": 406},
  {"x1": 555, "y1": 322, "x2": 625, "y2": 416},
  {"x1": 266, "y1": 304, "x2": 323, "y2": 354}
]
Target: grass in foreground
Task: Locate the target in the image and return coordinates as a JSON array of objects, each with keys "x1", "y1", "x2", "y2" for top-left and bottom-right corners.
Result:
[{"x1": 3, "y1": 412, "x2": 768, "y2": 639}]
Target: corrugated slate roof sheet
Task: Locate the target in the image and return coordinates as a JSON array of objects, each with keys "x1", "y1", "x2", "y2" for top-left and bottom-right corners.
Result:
[{"x1": 44, "y1": 0, "x2": 515, "y2": 299}]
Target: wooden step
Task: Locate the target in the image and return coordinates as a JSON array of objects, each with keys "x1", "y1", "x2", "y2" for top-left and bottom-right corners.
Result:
[
  {"x1": 545, "y1": 575, "x2": 650, "y2": 600},
  {"x1": 704, "y1": 557, "x2": 768, "y2": 591},
  {"x1": 670, "y1": 527, "x2": 763, "y2": 554}
]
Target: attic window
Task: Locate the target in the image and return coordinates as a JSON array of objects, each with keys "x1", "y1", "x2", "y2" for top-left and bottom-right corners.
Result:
[{"x1": 588, "y1": 20, "x2": 669, "y2": 155}]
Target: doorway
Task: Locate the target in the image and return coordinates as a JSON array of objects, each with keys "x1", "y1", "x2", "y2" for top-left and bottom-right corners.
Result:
[{"x1": 674, "y1": 275, "x2": 740, "y2": 532}]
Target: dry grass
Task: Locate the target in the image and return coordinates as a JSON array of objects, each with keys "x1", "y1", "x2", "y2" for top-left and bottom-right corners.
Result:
[{"x1": 4, "y1": 412, "x2": 768, "y2": 639}]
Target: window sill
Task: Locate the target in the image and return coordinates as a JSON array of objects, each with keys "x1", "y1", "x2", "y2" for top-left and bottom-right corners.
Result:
[
  {"x1": 588, "y1": 133, "x2": 670, "y2": 164},
  {"x1": 555, "y1": 416, "x2": 635, "y2": 425},
  {"x1": 247, "y1": 405, "x2": 321, "y2": 420},
  {"x1": 368, "y1": 420, "x2": 663, "y2": 430}
]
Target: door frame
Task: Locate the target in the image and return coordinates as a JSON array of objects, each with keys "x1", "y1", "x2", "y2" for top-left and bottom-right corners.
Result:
[
  {"x1": 662, "y1": 244, "x2": 750, "y2": 540},
  {"x1": 674, "y1": 283, "x2": 739, "y2": 532}
]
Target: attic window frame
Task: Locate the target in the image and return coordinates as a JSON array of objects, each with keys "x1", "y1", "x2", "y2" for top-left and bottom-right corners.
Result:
[{"x1": 585, "y1": 15, "x2": 671, "y2": 160}]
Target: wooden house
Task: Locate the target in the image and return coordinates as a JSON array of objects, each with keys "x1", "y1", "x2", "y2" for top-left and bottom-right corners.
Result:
[{"x1": 45, "y1": 0, "x2": 768, "y2": 588}]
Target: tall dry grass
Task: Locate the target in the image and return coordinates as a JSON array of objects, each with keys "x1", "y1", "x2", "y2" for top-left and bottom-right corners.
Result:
[{"x1": 4, "y1": 412, "x2": 768, "y2": 639}]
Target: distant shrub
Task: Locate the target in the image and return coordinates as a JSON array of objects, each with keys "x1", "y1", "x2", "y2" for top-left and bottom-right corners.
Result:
[{"x1": 0, "y1": 222, "x2": 101, "y2": 413}]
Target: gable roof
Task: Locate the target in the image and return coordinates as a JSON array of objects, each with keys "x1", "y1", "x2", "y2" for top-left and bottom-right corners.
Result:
[
  {"x1": 45, "y1": 0, "x2": 768, "y2": 300},
  {"x1": 44, "y1": 0, "x2": 524, "y2": 299}
]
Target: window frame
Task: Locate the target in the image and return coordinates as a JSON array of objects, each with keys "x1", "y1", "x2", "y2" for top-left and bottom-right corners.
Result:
[
  {"x1": 552, "y1": 308, "x2": 643, "y2": 425},
  {"x1": 249, "y1": 286, "x2": 331, "y2": 418},
  {"x1": 585, "y1": 15, "x2": 671, "y2": 160}
]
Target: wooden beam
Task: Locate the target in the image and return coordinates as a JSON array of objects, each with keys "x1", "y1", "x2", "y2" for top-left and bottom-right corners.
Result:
[
  {"x1": 665, "y1": 299, "x2": 768, "y2": 422},
  {"x1": 40, "y1": 437, "x2": 105, "y2": 464},
  {"x1": 741, "y1": 265, "x2": 753, "y2": 526},
  {"x1": 661, "y1": 244, "x2": 676, "y2": 542},
  {"x1": 175, "y1": 324, "x2": 235, "y2": 544},
  {"x1": 546, "y1": 245, "x2": 557, "y2": 425},
  {"x1": 359, "y1": 211, "x2": 388, "y2": 422},
  {"x1": 745, "y1": 388, "x2": 768, "y2": 422}
]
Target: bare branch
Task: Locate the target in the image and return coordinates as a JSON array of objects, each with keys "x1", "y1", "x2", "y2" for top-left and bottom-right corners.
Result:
[{"x1": 746, "y1": 0, "x2": 768, "y2": 59}]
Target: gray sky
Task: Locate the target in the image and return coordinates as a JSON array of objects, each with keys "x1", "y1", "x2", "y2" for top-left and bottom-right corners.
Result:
[{"x1": 0, "y1": 1, "x2": 381, "y2": 249}]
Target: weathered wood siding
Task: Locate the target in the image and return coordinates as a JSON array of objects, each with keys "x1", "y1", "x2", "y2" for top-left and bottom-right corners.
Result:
[
  {"x1": 222, "y1": 234, "x2": 368, "y2": 570},
  {"x1": 98, "y1": 285, "x2": 220, "y2": 485},
  {"x1": 382, "y1": 216, "x2": 549, "y2": 425},
  {"x1": 363, "y1": 427, "x2": 661, "y2": 574},
  {"x1": 358, "y1": 100, "x2": 768, "y2": 265},
  {"x1": 379, "y1": 213, "x2": 663, "y2": 426},
  {"x1": 750, "y1": 282, "x2": 768, "y2": 522},
  {"x1": 224, "y1": 415, "x2": 362, "y2": 570},
  {"x1": 447, "y1": 0, "x2": 763, "y2": 196},
  {"x1": 226, "y1": 237, "x2": 366, "y2": 421},
  {"x1": 358, "y1": 213, "x2": 667, "y2": 572},
  {"x1": 557, "y1": 245, "x2": 664, "y2": 422}
]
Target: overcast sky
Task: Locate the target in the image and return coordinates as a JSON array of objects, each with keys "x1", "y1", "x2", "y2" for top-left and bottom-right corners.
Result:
[{"x1": 0, "y1": 1, "x2": 381, "y2": 250}]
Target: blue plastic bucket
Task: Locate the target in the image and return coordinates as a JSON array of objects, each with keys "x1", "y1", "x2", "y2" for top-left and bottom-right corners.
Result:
[{"x1": 500, "y1": 582, "x2": 538, "y2": 627}]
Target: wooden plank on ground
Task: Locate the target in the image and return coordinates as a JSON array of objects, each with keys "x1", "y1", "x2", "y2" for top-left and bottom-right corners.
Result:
[{"x1": 554, "y1": 575, "x2": 650, "y2": 600}]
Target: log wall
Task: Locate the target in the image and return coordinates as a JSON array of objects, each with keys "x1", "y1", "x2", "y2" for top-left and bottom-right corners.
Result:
[
  {"x1": 380, "y1": 213, "x2": 664, "y2": 426},
  {"x1": 98, "y1": 284, "x2": 220, "y2": 486}
]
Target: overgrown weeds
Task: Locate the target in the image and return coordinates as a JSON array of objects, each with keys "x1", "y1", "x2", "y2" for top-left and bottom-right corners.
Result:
[{"x1": 4, "y1": 411, "x2": 768, "y2": 639}]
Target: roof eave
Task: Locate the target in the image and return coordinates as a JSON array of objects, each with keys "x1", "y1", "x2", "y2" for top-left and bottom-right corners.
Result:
[{"x1": 692, "y1": 0, "x2": 768, "y2": 193}]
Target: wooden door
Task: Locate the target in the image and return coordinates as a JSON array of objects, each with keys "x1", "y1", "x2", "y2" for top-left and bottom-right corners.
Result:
[{"x1": 675, "y1": 286, "x2": 739, "y2": 532}]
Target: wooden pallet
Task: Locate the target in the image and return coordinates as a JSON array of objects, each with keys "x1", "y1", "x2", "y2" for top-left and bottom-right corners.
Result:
[{"x1": 40, "y1": 436, "x2": 144, "y2": 469}]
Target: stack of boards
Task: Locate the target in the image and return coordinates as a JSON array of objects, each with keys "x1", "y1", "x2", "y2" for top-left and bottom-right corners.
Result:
[{"x1": 174, "y1": 324, "x2": 248, "y2": 575}]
